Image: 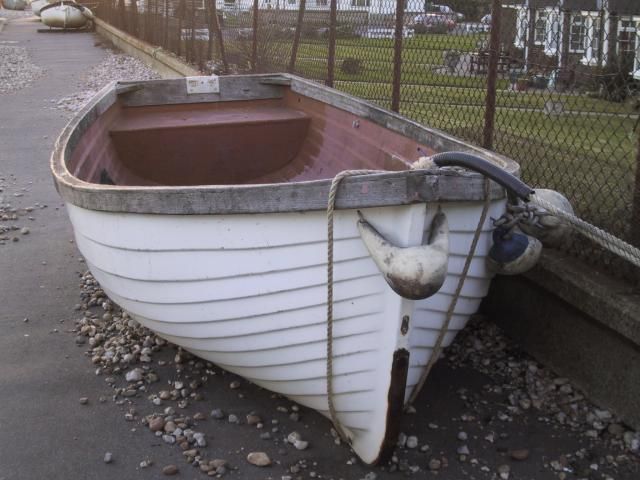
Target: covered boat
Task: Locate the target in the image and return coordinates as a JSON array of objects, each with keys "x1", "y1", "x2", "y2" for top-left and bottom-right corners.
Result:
[
  {"x1": 51, "y1": 75, "x2": 535, "y2": 464},
  {"x1": 2, "y1": 0, "x2": 27, "y2": 10},
  {"x1": 31, "y1": 0, "x2": 50, "y2": 17},
  {"x1": 40, "y1": 1, "x2": 93, "y2": 28}
]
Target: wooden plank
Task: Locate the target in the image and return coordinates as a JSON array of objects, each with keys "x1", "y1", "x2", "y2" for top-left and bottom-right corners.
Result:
[
  {"x1": 54, "y1": 171, "x2": 504, "y2": 215},
  {"x1": 119, "y1": 76, "x2": 284, "y2": 107}
]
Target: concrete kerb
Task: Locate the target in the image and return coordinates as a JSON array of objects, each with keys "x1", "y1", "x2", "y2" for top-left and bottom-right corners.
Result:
[
  {"x1": 482, "y1": 250, "x2": 640, "y2": 430},
  {"x1": 93, "y1": 18, "x2": 201, "y2": 79}
]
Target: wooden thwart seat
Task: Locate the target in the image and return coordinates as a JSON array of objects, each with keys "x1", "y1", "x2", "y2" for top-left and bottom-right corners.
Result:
[{"x1": 108, "y1": 102, "x2": 311, "y2": 186}]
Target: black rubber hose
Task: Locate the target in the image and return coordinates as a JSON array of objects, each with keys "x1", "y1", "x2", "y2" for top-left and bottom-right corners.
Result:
[{"x1": 431, "y1": 151, "x2": 534, "y2": 201}]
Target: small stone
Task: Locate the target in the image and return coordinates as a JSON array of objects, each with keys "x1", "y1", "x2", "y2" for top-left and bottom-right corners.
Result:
[
  {"x1": 510, "y1": 448, "x2": 530, "y2": 461},
  {"x1": 211, "y1": 408, "x2": 224, "y2": 419},
  {"x1": 228, "y1": 414, "x2": 239, "y2": 424},
  {"x1": 406, "y1": 436, "x2": 418, "y2": 449},
  {"x1": 247, "y1": 452, "x2": 271, "y2": 467},
  {"x1": 194, "y1": 432, "x2": 207, "y2": 447},
  {"x1": 103, "y1": 452, "x2": 113, "y2": 464},
  {"x1": 20, "y1": 227, "x2": 29, "y2": 235},
  {"x1": 457, "y1": 445, "x2": 470, "y2": 455},
  {"x1": 193, "y1": 412, "x2": 207, "y2": 421},
  {"x1": 79, "y1": 397, "x2": 89, "y2": 405},
  {"x1": 159, "y1": 390, "x2": 171, "y2": 400},
  {"x1": 457, "y1": 431, "x2": 468, "y2": 441},
  {"x1": 210, "y1": 459, "x2": 227, "y2": 469},
  {"x1": 497, "y1": 464, "x2": 510, "y2": 480},
  {"x1": 229, "y1": 380, "x2": 241, "y2": 389},
  {"x1": 363, "y1": 473, "x2": 377, "y2": 480},
  {"x1": 162, "y1": 464, "x2": 179, "y2": 475},
  {"x1": 287, "y1": 432, "x2": 302, "y2": 444},
  {"x1": 246, "y1": 414, "x2": 262, "y2": 425},
  {"x1": 149, "y1": 417, "x2": 165, "y2": 432},
  {"x1": 293, "y1": 439, "x2": 309, "y2": 450},
  {"x1": 428, "y1": 458, "x2": 441, "y2": 471},
  {"x1": 125, "y1": 368, "x2": 143, "y2": 382}
]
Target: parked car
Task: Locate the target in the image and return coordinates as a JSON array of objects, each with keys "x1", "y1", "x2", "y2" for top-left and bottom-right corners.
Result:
[
  {"x1": 413, "y1": 13, "x2": 456, "y2": 32},
  {"x1": 426, "y1": 4, "x2": 464, "y2": 22}
]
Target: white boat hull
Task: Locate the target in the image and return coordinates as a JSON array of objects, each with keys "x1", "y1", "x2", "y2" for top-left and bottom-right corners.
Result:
[
  {"x1": 67, "y1": 199, "x2": 504, "y2": 464},
  {"x1": 31, "y1": 0, "x2": 48, "y2": 16},
  {"x1": 2, "y1": 0, "x2": 27, "y2": 10},
  {"x1": 40, "y1": 4, "x2": 88, "y2": 28}
]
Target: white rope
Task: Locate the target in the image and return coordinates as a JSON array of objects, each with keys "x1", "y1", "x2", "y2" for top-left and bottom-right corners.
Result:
[
  {"x1": 407, "y1": 178, "x2": 491, "y2": 405},
  {"x1": 532, "y1": 196, "x2": 640, "y2": 269}
]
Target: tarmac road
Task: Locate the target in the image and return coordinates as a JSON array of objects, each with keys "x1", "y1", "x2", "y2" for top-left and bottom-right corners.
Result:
[{"x1": 1, "y1": 13, "x2": 639, "y2": 480}]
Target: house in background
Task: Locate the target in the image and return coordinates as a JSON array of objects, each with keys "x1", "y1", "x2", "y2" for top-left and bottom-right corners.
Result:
[
  {"x1": 501, "y1": 0, "x2": 640, "y2": 80},
  {"x1": 212, "y1": 0, "x2": 424, "y2": 14}
]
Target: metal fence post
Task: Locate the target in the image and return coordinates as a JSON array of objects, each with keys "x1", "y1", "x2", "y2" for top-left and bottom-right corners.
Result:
[
  {"x1": 288, "y1": 0, "x2": 306, "y2": 73},
  {"x1": 118, "y1": 0, "x2": 126, "y2": 30},
  {"x1": 252, "y1": 0, "x2": 259, "y2": 72},
  {"x1": 482, "y1": 0, "x2": 502, "y2": 151},
  {"x1": 327, "y1": 0, "x2": 337, "y2": 87},
  {"x1": 210, "y1": 0, "x2": 228, "y2": 72},
  {"x1": 632, "y1": 124, "x2": 640, "y2": 246},
  {"x1": 391, "y1": 0, "x2": 404, "y2": 113},
  {"x1": 163, "y1": 0, "x2": 169, "y2": 49}
]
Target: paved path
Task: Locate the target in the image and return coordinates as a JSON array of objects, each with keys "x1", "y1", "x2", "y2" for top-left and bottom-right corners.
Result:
[{"x1": 0, "y1": 15, "x2": 183, "y2": 480}]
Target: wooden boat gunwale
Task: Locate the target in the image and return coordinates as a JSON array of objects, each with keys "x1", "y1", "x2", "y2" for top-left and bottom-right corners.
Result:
[{"x1": 51, "y1": 74, "x2": 519, "y2": 215}]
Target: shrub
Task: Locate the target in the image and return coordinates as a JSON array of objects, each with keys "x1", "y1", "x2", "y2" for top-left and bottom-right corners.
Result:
[{"x1": 340, "y1": 57, "x2": 362, "y2": 75}]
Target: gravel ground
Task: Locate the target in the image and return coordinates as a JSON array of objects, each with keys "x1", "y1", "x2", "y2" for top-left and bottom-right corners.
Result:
[
  {"x1": 71, "y1": 270, "x2": 640, "y2": 479},
  {"x1": 0, "y1": 175, "x2": 43, "y2": 246},
  {"x1": 0, "y1": 44, "x2": 45, "y2": 94},
  {"x1": 54, "y1": 44, "x2": 160, "y2": 115}
]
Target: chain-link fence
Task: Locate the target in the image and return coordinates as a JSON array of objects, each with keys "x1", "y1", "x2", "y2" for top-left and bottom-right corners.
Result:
[{"x1": 95, "y1": 0, "x2": 640, "y2": 281}]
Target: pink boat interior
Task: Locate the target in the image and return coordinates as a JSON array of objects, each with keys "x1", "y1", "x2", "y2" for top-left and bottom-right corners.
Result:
[{"x1": 67, "y1": 89, "x2": 437, "y2": 186}]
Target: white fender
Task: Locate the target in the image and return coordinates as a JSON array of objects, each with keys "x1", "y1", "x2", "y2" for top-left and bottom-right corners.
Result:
[
  {"x1": 522, "y1": 189, "x2": 574, "y2": 247},
  {"x1": 357, "y1": 211, "x2": 449, "y2": 300}
]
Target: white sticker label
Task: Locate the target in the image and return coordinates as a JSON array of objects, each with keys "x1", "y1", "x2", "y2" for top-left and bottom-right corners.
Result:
[{"x1": 186, "y1": 76, "x2": 220, "y2": 94}]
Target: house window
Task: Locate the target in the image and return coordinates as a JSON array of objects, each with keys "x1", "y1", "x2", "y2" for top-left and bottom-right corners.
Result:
[
  {"x1": 514, "y1": 7, "x2": 527, "y2": 49},
  {"x1": 618, "y1": 18, "x2": 637, "y2": 56},
  {"x1": 544, "y1": 9, "x2": 560, "y2": 55},
  {"x1": 569, "y1": 14, "x2": 586, "y2": 53},
  {"x1": 351, "y1": 0, "x2": 370, "y2": 7},
  {"x1": 223, "y1": 0, "x2": 235, "y2": 5},
  {"x1": 287, "y1": 0, "x2": 296, "y2": 4},
  {"x1": 316, "y1": 0, "x2": 327, "y2": 5},
  {"x1": 582, "y1": 13, "x2": 601, "y2": 65},
  {"x1": 534, "y1": 10, "x2": 548, "y2": 45}
]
